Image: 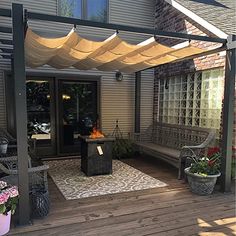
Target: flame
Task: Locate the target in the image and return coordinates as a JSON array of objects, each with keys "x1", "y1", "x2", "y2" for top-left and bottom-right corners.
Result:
[{"x1": 89, "y1": 127, "x2": 104, "y2": 139}]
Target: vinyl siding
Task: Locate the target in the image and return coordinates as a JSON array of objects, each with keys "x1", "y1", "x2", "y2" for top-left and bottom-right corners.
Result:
[{"x1": 0, "y1": 0, "x2": 155, "y2": 136}]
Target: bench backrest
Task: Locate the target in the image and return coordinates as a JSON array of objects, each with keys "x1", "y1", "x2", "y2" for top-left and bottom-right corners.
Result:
[{"x1": 149, "y1": 122, "x2": 214, "y2": 150}]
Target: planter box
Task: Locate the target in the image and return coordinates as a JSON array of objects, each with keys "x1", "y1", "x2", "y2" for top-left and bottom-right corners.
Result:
[{"x1": 184, "y1": 167, "x2": 221, "y2": 195}]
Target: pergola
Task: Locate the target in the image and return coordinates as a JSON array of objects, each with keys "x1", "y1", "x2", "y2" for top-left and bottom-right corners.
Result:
[{"x1": 0, "y1": 3, "x2": 235, "y2": 226}]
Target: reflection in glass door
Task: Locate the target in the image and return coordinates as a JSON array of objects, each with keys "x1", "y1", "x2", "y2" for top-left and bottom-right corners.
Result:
[
  {"x1": 58, "y1": 81, "x2": 98, "y2": 154},
  {"x1": 26, "y1": 79, "x2": 56, "y2": 156}
]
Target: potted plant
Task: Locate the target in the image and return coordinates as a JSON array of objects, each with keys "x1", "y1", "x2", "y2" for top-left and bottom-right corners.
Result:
[
  {"x1": 112, "y1": 138, "x2": 134, "y2": 159},
  {"x1": 112, "y1": 120, "x2": 134, "y2": 159},
  {"x1": 0, "y1": 181, "x2": 19, "y2": 236},
  {"x1": 184, "y1": 147, "x2": 221, "y2": 195}
]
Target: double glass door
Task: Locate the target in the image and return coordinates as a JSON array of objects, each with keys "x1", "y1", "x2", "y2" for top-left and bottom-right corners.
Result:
[
  {"x1": 26, "y1": 78, "x2": 98, "y2": 157},
  {"x1": 58, "y1": 81, "x2": 97, "y2": 154}
]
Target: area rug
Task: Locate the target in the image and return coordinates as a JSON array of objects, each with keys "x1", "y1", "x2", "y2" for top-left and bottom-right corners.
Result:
[{"x1": 45, "y1": 159, "x2": 167, "y2": 200}]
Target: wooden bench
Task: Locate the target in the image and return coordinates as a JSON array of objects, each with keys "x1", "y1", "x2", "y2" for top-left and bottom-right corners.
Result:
[{"x1": 133, "y1": 122, "x2": 216, "y2": 179}]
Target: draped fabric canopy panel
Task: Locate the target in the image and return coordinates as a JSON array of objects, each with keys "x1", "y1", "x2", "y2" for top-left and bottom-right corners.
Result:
[{"x1": 25, "y1": 28, "x2": 207, "y2": 73}]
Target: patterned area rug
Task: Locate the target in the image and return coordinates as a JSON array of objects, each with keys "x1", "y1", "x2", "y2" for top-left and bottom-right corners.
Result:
[{"x1": 45, "y1": 159, "x2": 167, "y2": 200}]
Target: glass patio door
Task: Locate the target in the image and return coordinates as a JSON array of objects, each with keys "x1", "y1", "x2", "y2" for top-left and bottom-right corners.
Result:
[
  {"x1": 26, "y1": 78, "x2": 56, "y2": 156},
  {"x1": 58, "y1": 80, "x2": 98, "y2": 154}
]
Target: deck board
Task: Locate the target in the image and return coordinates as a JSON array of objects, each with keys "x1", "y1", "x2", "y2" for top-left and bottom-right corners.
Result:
[{"x1": 9, "y1": 156, "x2": 236, "y2": 236}]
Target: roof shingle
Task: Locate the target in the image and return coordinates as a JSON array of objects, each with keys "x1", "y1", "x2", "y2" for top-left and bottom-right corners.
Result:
[{"x1": 174, "y1": 0, "x2": 236, "y2": 35}]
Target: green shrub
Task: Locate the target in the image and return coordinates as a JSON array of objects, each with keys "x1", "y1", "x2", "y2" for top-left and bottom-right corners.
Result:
[{"x1": 113, "y1": 138, "x2": 134, "y2": 159}]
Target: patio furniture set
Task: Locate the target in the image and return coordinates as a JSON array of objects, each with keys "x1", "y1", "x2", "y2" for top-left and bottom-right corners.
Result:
[
  {"x1": 0, "y1": 123, "x2": 216, "y2": 180},
  {"x1": 0, "y1": 123, "x2": 215, "y2": 218}
]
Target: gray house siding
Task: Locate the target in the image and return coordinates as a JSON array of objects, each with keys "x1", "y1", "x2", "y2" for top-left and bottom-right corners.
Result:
[{"x1": 0, "y1": 0, "x2": 155, "y2": 136}]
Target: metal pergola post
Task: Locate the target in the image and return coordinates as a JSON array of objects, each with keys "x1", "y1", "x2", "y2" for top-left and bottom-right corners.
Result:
[
  {"x1": 12, "y1": 3, "x2": 30, "y2": 225},
  {"x1": 220, "y1": 34, "x2": 236, "y2": 192},
  {"x1": 135, "y1": 72, "x2": 141, "y2": 133}
]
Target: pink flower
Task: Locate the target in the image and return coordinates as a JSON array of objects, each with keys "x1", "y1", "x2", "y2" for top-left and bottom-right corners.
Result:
[
  {"x1": 5, "y1": 186, "x2": 19, "y2": 198},
  {"x1": 0, "y1": 192, "x2": 9, "y2": 205},
  {"x1": 0, "y1": 181, "x2": 7, "y2": 190}
]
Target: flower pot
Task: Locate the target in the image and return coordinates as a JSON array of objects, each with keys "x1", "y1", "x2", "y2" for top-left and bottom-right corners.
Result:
[
  {"x1": 184, "y1": 167, "x2": 221, "y2": 195},
  {"x1": 0, "y1": 138, "x2": 8, "y2": 154},
  {"x1": 0, "y1": 211, "x2": 11, "y2": 236}
]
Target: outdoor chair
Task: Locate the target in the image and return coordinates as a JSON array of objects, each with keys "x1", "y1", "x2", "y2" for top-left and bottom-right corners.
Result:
[
  {"x1": 178, "y1": 129, "x2": 216, "y2": 179},
  {"x1": 0, "y1": 155, "x2": 49, "y2": 193}
]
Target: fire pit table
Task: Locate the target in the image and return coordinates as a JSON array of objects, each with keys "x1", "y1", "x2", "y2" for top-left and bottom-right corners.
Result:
[{"x1": 79, "y1": 136, "x2": 115, "y2": 176}]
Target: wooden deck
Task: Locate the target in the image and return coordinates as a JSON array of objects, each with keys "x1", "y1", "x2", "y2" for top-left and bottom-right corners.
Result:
[{"x1": 9, "y1": 156, "x2": 236, "y2": 236}]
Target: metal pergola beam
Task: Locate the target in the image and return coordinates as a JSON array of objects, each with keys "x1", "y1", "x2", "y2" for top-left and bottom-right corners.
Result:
[
  {"x1": 12, "y1": 3, "x2": 30, "y2": 225},
  {"x1": 135, "y1": 72, "x2": 141, "y2": 133},
  {"x1": 26, "y1": 11, "x2": 226, "y2": 44},
  {"x1": 0, "y1": 8, "x2": 227, "y2": 44},
  {"x1": 220, "y1": 34, "x2": 236, "y2": 192}
]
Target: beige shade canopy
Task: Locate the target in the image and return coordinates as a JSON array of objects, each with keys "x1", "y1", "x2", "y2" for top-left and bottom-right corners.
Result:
[{"x1": 25, "y1": 28, "x2": 207, "y2": 73}]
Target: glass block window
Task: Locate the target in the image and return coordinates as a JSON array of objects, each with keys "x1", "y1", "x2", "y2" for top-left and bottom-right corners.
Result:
[
  {"x1": 200, "y1": 68, "x2": 224, "y2": 128},
  {"x1": 159, "y1": 68, "x2": 224, "y2": 129},
  {"x1": 59, "y1": 0, "x2": 108, "y2": 23}
]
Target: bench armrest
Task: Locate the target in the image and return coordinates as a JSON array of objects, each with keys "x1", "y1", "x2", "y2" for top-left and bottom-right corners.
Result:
[
  {"x1": 180, "y1": 146, "x2": 198, "y2": 158},
  {"x1": 181, "y1": 130, "x2": 216, "y2": 156},
  {"x1": 0, "y1": 163, "x2": 18, "y2": 175},
  {"x1": 0, "y1": 162, "x2": 49, "y2": 175},
  {"x1": 182, "y1": 144, "x2": 204, "y2": 149},
  {"x1": 28, "y1": 164, "x2": 49, "y2": 173}
]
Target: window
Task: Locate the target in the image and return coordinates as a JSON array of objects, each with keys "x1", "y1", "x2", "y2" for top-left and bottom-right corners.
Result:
[
  {"x1": 60, "y1": 0, "x2": 82, "y2": 18},
  {"x1": 59, "y1": 0, "x2": 108, "y2": 23},
  {"x1": 159, "y1": 68, "x2": 224, "y2": 129}
]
